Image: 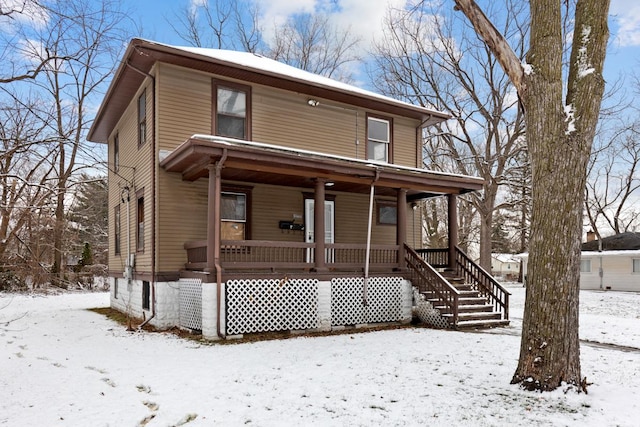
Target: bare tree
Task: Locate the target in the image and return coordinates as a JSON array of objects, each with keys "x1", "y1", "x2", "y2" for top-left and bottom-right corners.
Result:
[
  {"x1": 453, "y1": 0, "x2": 610, "y2": 392},
  {"x1": 1, "y1": 0, "x2": 129, "y2": 286},
  {"x1": 266, "y1": 13, "x2": 362, "y2": 81},
  {"x1": 0, "y1": 97, "x2": 57, "y2": 287},
  {"x1": 170, "y1": 4, "x2": 361, "y2": 81},
  {"x1": 370, "y1": 1, "x2": 527, "y2": 269},
  {"x1": 586, "y1": 121, "x2": 640, "y2": 235},
  {"x1": 169, "y1": 0, "x2": 264, "y2": 52}
]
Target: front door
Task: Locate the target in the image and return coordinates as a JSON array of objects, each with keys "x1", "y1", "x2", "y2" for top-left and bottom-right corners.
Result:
[{"x1": 304, "y1": 199, "x2": 335, "y2": 262}]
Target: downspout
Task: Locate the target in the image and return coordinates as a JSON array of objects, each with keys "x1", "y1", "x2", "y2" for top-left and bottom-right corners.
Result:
[
  {"x1": 128, "y1": 61, "x2": 157, "y2": 329},
  {"x1": 363, "y1": 169, "x2": 380, "y2": 306},
  {"x1": 215, "y1": 149, "x2": 228, "y2": 339}
]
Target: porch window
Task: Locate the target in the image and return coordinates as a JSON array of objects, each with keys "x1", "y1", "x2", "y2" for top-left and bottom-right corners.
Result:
[
  {"x1": 138, "y1": 89, "x2": 146, "y2": 148},
  {"x1": 377, "y1": 200, "x2": 397, "y2": 225},
  {"x1": 580, "y1": 259, "x2": 591, "y2": 273},
  {"x1": 367, "y1": 115, "x2": 392, "y2": 162},
  {"x1": 114, "y1": 205, "x2": 121, "y2": 255},
  {"x1": 214, "y1": 80, "x2": 250, "y2": 140},
  {"x1": 633, "y1": 259, "x2": 640, "y2": 273},
  {"x1": 221, "y1": 191, "x2": 246, "y2": 240},
  {"x1": 137, "y1": 192, "x2": 144, "y2": 251}
]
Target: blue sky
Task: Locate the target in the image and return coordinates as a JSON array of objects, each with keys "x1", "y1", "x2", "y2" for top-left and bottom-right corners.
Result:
[{"x1": 129, "y1": 0, "x2": 640, "y2": 90}]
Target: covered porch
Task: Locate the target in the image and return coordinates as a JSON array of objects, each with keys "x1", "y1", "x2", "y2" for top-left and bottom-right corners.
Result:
[{"x1": 160, "y1": 135, "x2": 483, "y2": 280}]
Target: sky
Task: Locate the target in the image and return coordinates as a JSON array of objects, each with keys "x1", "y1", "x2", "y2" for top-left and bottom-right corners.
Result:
[{"x1": 128, "y1": 0, "x2": 640, "y2": 90}]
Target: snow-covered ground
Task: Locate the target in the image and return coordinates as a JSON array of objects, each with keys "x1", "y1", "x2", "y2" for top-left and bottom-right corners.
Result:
[{"x1": 1, "y1": 284, "x2": 639, "y2": 426}]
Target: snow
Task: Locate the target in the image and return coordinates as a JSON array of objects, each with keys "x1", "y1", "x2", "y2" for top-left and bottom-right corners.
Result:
[
  {"x1": 565, "y1": 103, "x2": 576, "y2": 134},
  {"x1": 521, "y1": 61, "x2": 533, "y2": 75},
  {"x1": 186, "y1": 133, "x2": 485, "y2": 183},
  {"x1": 577, "y1": 26, "x2": 596, "y2": 79},
  {"x1": 1, "y1": 285, "x2": 639, "y2": 426}
]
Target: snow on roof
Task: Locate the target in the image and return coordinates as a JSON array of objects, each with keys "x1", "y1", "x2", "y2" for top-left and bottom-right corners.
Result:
[
  {"x1": 491, "y1": 253, "x2": 520, "y2": 263},
  {"x1": 518, "y1": 250, "x2": 640, "y2": 259},
  {"x1": 156, "y1": 41, "x2": 446, "y2": 118},
  {"x1": 189, "y1": 134, "x2": 484, "y2": 182}
]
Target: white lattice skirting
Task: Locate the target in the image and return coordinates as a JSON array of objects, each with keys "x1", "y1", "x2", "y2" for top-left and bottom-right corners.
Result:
[
  {"x1": 226, "y1": 278, "x2": 319, "y2": 335},
  {"x1": 331, "y1": 277, "x2": 404, "y2": 326},
  {"x1": 413, "y1": 288, "x2": 450, "y2": 329},
  {"x1": 179, "y1": 278, "x2": 203, "y2": 331}
]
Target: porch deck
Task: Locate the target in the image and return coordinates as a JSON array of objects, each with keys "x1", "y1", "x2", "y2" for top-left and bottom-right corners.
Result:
[{"x1": 182, "y1": 240, "x2": 510, "y2": 329}]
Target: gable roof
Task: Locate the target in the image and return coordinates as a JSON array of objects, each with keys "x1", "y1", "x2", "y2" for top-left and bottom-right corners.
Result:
[
  {"x1": 582, "y1": 232, "x2": 640, "y2": 251},
  {"x1": 88, "y1": 38, "x2": 451, "y2": 143}
]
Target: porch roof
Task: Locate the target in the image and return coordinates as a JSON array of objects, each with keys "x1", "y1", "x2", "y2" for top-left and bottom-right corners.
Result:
[{"x1": 159, "y1": 135, "x2": 484, "y2": 200}]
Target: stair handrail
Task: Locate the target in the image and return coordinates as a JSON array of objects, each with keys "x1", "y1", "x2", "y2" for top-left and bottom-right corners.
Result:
[
  {"x1": 454, "y1": 247, "x2": 510, "y2": 320},
  {"x1": 405, "y1": 244, "x2": 460, "y2": 325}
]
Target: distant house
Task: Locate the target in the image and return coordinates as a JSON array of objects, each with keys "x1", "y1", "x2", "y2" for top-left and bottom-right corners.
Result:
[
  {"x1": 490, "y1": 253, "x2": 520, "y2": 280},
  {"x1": 87, "y1": 38, "x2": 509, "y2": 338},
  {"x1": 520, "y1": 232, "x2": 640, "y2": 292}
]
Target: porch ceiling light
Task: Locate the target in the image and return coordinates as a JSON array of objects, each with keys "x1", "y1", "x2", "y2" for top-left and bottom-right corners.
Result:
[
  {"x1": 307, "y1": 99, "x2": 320, "y2": 107},
  {"x1": 325, "y1": 181, "x2": 334, "y2": 187}
]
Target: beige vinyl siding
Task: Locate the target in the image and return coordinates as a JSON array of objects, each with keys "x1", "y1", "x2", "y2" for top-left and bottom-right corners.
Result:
[
  {"x1": 156, "y1": 63, "x2": 212, "y2": 151},
  {"x1": 393, "y1": 116, "x2": 419, "y2": 168},
  {"x1": 156, "y1": 174, "x2": 209, "y2": 270},
  {"x1": 108, "y1": 82, "x2": 154, "y2": 275}
]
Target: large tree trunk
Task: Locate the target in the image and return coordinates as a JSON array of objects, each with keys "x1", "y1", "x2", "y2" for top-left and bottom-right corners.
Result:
[{"x1": 454, "y1": 0, "x2": 610, "y2": 392}]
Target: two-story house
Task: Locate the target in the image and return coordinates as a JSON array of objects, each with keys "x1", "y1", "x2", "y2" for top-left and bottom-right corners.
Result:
[{"x1": 88, "y1": 39, "x2": 509, "y2": 339}]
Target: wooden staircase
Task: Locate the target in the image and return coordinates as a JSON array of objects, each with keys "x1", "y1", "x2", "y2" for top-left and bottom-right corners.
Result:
[
  {"x1": 433, "y1": 271, "x2": 510, "y2": 329},
  {"x1": 405, "y1": 245, "x2": 510, "y2": 330}
]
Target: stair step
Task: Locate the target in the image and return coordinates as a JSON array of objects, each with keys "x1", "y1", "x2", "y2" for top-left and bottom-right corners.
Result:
[
  {"x1": 458, "y1": 297, "x2": 488, "y2": 305},
  {"x1": 454, "y1": 318, "x2": 511, "y2": 329},
  {"x1": 434, "y1": 304, "x2": 494, "y2": 313},
  {"x1": 443, "y1": 311, "x2": 501, "y2": 320}
]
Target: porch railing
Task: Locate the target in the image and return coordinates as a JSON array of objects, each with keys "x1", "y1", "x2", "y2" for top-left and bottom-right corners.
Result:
[
  {"x1": 415, "y1": 248, "x2": 449, "y2": 268},
  {"x1": 455, "y1": 247, "x2": 510, "y2": 320},
  {"x1": 405, "y1": 244, "x2": 460, "y2": 324},
  {"x1": 184, "y1": 240, "x2": 399, "y2": 271}
]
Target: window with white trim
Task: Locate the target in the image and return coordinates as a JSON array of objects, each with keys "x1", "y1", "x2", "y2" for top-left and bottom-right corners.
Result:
[
  {"x1": 633, "y1": 258, "x2": 640, "y2": 273},
  {"x1": 580, "y1": 259, "x2": 591, "y2": 273}
]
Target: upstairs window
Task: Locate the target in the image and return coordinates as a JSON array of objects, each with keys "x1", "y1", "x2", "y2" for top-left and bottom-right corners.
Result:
[
  {"x1": 113, "y1": 133, "x2": 119, "y2": 172},
  {"x1": 213, "y1": 80, "x2": 250, "y2": 140},
  {"x1": 367, "y1": 116, "x2": 391, "y2": 163},
  {"x1": 138, "y1": 89, "x2": 146, "y2": 147}
]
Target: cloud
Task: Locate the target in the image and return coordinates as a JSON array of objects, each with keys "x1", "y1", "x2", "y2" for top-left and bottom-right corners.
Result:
[
  {"x1": 0, "y1": 0, "x2": 49, "y2": 31},
  {"x1": 610, "y1": 0, "x2": 640, "y2": 47},
  {"x1": 254, "y1": 0, "x2": 406, "y2": 53}
]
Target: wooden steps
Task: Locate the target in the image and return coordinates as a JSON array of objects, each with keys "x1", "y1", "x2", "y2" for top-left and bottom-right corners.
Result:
[{"x1": 422, "y1": 272, "x2": 509, "y2": 329}]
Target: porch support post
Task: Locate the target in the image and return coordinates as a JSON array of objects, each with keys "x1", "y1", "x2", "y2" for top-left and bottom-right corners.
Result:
[
  {"x1": 396, "y1": 188, "x2": 407, "y2": 270},
  {"x1": 314, "y1": 178, "x2": 326, "y2": 271},
  {"x1": 205, "y1": 160, "x2": 224, "y2": 276},
  {"x1": 448, "y1": 193, "x2": 458, "y2": 270}
]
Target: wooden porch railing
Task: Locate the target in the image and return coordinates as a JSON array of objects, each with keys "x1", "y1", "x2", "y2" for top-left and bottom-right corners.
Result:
[
  {"x1": 455, "y1": 247, "x2": 510, "y2": 320},
  {"x1": 405, "y1": 244, "x2": 460, "y2": 325},
  {"x1": 184, "y1": 240, "x2": 400, "y2": 271},
  {"x1": 415, "y1": 248, "x2": 449, "y2": 268}
]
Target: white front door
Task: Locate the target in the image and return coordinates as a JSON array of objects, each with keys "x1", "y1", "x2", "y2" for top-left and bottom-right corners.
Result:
[{"x1": 305, "y1": 199, "x2": 335, "y2": 262}]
